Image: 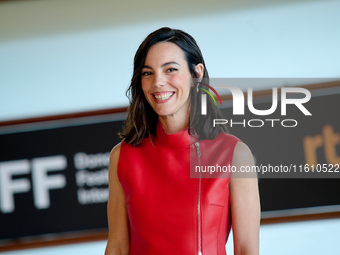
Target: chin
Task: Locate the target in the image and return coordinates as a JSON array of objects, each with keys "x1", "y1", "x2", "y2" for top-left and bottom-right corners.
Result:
[
  {"x1": 151, "y1": 106, "x2": 174, "y2": 116},
  {"x1": 155, "y1": 111, "x2": 173, "y2": 118}
]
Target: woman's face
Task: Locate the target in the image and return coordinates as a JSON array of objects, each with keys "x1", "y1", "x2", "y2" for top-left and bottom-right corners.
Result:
[{"x1": 141, "y1": 42, "x2": 198, "y2": 121}]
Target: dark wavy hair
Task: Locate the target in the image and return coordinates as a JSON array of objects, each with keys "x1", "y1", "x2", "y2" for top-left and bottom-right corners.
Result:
[{"x1": 120, "y1": 27, "x2": 227, "y2": 146}]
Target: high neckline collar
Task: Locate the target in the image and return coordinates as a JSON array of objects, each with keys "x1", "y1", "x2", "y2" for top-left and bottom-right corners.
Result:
[{"x1": 156, "y1": 121, "x2": 197, "y2": 148}]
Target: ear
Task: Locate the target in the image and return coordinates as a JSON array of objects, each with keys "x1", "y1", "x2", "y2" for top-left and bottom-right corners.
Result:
[{"x1": 194, "y1": 63, "x2": 204, "y2": 80}]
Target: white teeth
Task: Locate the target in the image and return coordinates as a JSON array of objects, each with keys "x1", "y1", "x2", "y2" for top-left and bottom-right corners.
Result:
[{"x1": 154, "y1": 92, "x2": 174, "y2": 100}]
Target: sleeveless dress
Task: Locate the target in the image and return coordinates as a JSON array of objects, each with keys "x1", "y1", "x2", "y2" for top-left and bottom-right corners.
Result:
[{"x1": 118, "y1": 121, "x2": 240, "y2": 255}]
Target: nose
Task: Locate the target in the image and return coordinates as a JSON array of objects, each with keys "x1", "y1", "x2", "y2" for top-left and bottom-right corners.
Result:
[{"x1": 153, "y1": 72, "x2": 165, "y2": 88}]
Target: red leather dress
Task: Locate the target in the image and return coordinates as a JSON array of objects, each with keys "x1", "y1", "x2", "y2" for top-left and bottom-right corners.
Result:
[{"x1": 118, "y1": 122, "x2": 240, "y2": 255}]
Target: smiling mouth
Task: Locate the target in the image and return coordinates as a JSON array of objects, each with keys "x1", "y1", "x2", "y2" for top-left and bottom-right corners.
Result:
[{"x1": 153, "y1": 92, "x2": 174, "y2": 101}]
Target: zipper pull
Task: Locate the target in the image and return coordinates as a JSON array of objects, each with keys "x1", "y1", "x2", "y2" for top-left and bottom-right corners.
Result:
[{"x1": 195, "y1": 142, "x2": 201, "y2": 157}]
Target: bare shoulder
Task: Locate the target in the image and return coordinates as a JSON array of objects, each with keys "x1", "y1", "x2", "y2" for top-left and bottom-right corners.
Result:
[
  {"x1": 233, "y1": 141, "x2": 254, "y2": 164},
  {"x1": 110, "y1": 142, "x2": 122, "y2": 161},
  {"x1": 232, "y1": 141, "x2": 256, "y2": 179},
  {"x1": 108, "y1": 142, "x2": 122, "y2": 179}
]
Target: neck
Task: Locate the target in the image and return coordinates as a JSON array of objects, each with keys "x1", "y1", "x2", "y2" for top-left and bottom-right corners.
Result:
[{"x1": 158, "y1": 113, "x2": 189, "y2": 134}]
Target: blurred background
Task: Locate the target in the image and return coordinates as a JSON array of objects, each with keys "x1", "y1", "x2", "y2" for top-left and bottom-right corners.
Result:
[{"x1": 1, "y1": 0, "x2": 340, "y2": 254}]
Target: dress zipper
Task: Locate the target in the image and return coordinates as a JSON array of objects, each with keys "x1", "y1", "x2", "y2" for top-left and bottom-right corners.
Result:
[{"x1": 195, "y1": 142, "x2": 202, "y2": 255}]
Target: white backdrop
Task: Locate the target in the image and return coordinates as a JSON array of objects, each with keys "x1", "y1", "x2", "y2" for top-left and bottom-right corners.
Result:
[{"x1": 0, "y1": 0, "x2": 339, "y2": 121}]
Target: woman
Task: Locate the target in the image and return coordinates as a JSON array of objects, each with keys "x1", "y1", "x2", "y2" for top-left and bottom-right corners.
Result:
[{"x1": 105, "y1": 27, "x2": 260, "y2": 255}]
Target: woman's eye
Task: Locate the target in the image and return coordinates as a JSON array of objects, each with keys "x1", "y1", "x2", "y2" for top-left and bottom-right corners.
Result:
[
  {"x1": 167, "y1": 68, "x2": 177, "y2": 73},
  {"x1": 141, "y1": 71, "x2": 152, "y2": 76}
]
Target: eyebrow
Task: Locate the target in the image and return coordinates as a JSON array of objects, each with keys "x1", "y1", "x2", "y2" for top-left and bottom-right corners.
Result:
[{"x1": 143, "y1": 61, "x2": 180, "y2": 69}]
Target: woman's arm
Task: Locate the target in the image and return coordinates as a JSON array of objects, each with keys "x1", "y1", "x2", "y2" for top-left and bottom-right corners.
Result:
[
  {"x1": 105, "y1": 143, "x2": 130, "y2": 255},
  {"x1": 229, "y1": 142, "x2": 261, "y2": 255}
]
